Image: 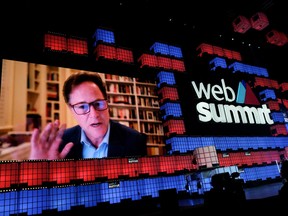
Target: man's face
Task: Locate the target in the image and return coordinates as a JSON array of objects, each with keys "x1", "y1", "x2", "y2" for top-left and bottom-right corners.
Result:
[{"x1": 68, "y1": 81, "x2": 109, "y2": 146}]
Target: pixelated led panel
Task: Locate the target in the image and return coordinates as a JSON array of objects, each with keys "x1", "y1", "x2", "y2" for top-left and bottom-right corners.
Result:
[
  {"x1": 156, "y1": 71, "x2": 176, "y2": 88},
  {"x1": 150, "y1": 42, "x2": 170, "y2": 55},
  {"x1": 266, "y1": 30, "x2": 288, "y2": 46},
  {"x1": 232, "y1": 15, "x2": 251, "y2": 33},
  {"x1": 193, "y1": 145, "x2": 219, "y2": 169},
  {"x1": 157, "y1": 56, "x2": 172, "y2": 70},
  {"x1": 138, "y1": 53, "x2": 158, "y2": 68},
  {"x1": 116, "y1": 47, "x2": 134, "y2": 63},
  {"x1": 250, "y1": 12, "x2": 269, "y2": 31},
  {"x1": 253, "y1": 77, "x2": 279, "y2": 89},
  {"x1": 75, "y1": 159, "x2": 100, "y2": 182},
  {"x1": 92, "y1": 28, "x2": 115, "y2": 47},
  {"x1": 280, "y1": 83, "x2": 288, "y2": 92},
  {"x1": 0, "y1": 161, "x2": 19, "y2": 189},
  {"x1": 171, "y1": 59, "x2": 186, "y2": 72},
  {"x1": 94, "y1": 43, "x2": 117, "y2": 60},
  {"x1": 270, "y1": 124, "x2": 288, "y2": 136},
  {"x1": 67, "y1": 37, "x2": 88, "y2": 55},
  {"x1": 196, "y1": 43, "x2": 214, "y2": 57},
  {"x1": 49, "y1": 160, "x2": 76, "y2": 185},
  {"x1": 150, "y1": 42, "x2": 184, "y2": 59},
  {"x1": 265, "y1": 100, "x2": 281, "y2": 111},
  {"x1": 157, "y1": 86, "x2": 179, "y2": 104},
  {"x1": 19, "y1": 161, "x2": 49, "y2": 187},
  {"x1": 196, "y1": 43, "x2": 242, "y2": 61},
  {"x1": 44, "y1": 32, "x2": 67, "y2": 52},
  {"x1": 163, "y1": 119, "x2": 186, "y2": 136}
]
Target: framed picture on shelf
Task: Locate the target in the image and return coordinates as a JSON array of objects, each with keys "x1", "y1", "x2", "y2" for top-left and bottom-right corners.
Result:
[{"x1": 146, "y1": 111, "x2": 154, "y2": 120}]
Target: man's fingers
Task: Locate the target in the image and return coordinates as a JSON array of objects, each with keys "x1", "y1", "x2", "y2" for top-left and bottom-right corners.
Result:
[
  {"x1": 59, "y1": 142, "x2": 74, "y2": 159},
  {"x1": 56, "y1": 123, "x2": 67, "y2": 139},
  {"x1": 31, "y1": 128, "x2": 40, "y2": 147},
  {"x1": 30, "y1": 122, "x2": 67, "y2": 160},
  {"x1": 47, "y1": 121, "x2": 61, "y2": 143}
]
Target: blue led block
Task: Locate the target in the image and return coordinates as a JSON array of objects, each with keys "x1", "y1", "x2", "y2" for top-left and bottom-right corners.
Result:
[
  {"x1": 77, "y1": 184, "x2": 101, "y2": 207},
  {"x1": 168, "y1": 45, "x2": 183, "y2": 58},
  {"x1": 92, "y1": 28, "x2": 115, "y2": 47},
  {"x1": 209, "y1": 57, "x2": 227, "y2": 71},
  {"x1": 0, "y1": 190, "x2": 18, "y2": 216},
  {"x1": 49, "y1": 186, "x2": 77, "y2": 212},
  {"x1": 156, "y1": 71, "x2": 176, "y2": 88},
  {"x1": 228, "y1": 62, "x2": 269, "y2": 77},
  {"x1": 18, "y1": 188, "x2": 49, "y2": 215},
  {"x1": 160, "y1": 102, "x2": 182, "y2": 120},
  {"x1": 150, "y1": 42, "x2": 170, "y2": 56},
  {"x1": 259, "y1": 89, "x2": 277, "y2": 101},
  {"x1": 271, "y1": 112, "x2": 285, "y2": 123}
]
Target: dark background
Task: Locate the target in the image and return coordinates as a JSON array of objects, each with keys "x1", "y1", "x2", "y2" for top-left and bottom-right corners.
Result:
[
  {"x1": 1, "y1": 0, "x2": 288, "y2": 82},
  {"x1": 1, "y1": 0, "x2": 287, "y2": 136}
]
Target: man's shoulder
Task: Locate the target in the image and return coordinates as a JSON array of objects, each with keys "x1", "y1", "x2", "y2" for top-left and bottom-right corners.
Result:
[
  {"x1": 110, "y1": 120, "x2": 146, "y2": 140},
  {"x1": 110, "y1": 120, "x2": 137, "y2": 133},
  {"x1": 65, "y1": 125, "x2": 81, "y2": 133},
  {"x1": 63, "y1": 125, "x2": 81, "y2": 139}
]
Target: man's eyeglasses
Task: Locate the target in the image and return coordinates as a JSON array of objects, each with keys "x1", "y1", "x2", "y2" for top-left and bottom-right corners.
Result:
[{"x1": 70, "y1": 99, "x2": 108, "y2": 115}]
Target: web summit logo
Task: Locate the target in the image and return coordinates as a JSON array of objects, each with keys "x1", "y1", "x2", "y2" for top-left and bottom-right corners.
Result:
[{"x1": 191, "y1": 79, "x2": 274, "y2": 125}]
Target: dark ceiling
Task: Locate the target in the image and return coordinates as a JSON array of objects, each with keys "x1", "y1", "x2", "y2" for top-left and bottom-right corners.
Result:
[{"x1": 1, "y1": 0, "x2": 288, "y2": 80}]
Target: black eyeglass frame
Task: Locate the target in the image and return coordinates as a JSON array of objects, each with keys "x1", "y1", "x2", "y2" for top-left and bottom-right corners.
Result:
[{"x1": 69, "y1": 99, "x2": 108, "y2": 115}]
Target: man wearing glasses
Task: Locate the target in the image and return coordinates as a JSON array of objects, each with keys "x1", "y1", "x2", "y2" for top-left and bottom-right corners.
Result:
[{"x1": 29, "y1": 71, "x2": 147, "y2": 160}]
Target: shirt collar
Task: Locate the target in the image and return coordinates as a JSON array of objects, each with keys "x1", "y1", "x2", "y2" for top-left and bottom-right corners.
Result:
[{"x1": 81, "y1": 123, "x2": 110, "y2": 148}]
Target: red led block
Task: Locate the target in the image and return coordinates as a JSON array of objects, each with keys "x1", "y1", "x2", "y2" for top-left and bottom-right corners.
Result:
[
  {"x1": 232, "y1": 15, "x2": 251, "y2": 33},
  {"x1": 172, "y1": 155, "x2": 194, "y2": 172},
  {"x1": 171, "y1": 59, "x2": 186, "y2": 72},
  {"x1": 265, "y1": 101, "x2": 281, "y2": 111},
  {"x1": 157, "y1": 56, "x2": 172, "y2": 70},
  {"x1": 283, "y1": 99, "x2": 288, "y2": 109},
  {"x1": 75, "y1": 159, "x2": 100, "y2": 182},
  {"x1": 217, "y1": 152, "x2": 232, "y2": 167},
  {"x1": 67, "y1": 37, "x2": 88, "y2": 55},
  {"x1": 0, "y1": 161, "x2": 19, "y2": 189},
  {"x1": 223, "y1": 49, "x2": 233, "y2": 59},
  {"x1": 94, "y1": 43, "x2": 117, "y2": 60},
  {"x1": 137, "y1": 53, "x2": 158, "y2": 68},
  {"x1": 280, "y1": 82, "x2": 288, "y2": 92},
  {"x1": 121, "y1": 157, "x2": 140, "y2": 178},
  {"x1": 254, "y1": 77, "x2": 279, "y2": 89},
  {"x1": 253, "y1": 151, "x2": 266, "y2": 165},
  {"x1": 261, "y1": 150, "x2": 280, "y2": 164},
  {"x1": 158, "y1": 155, "x2": 176, "y2": 174},
  {"x1": 196, "y1": 43, "x2": 214, "y2": 57},
  {"x1": 270, "y1": 124, "x2": 288, "y2": 136},
  {"x1": 100, "y1": 158, "x2": 122, "y2": 179},
  {"x1": 232, "y1": 51, "x2": 242, "y2": 61},
  {"x1": 19, "y1": 161, "x2": 49, "y2": 187},
  {"x1": 270, "y1": 79, "x2": 280, "y2": 89},
  {"x1": 266, "y1": 30, "x2": 288, "y2": 46},
  {"x1": 44, "y1": 32, "x2": 67, "y2": 52},
  {"x1": 49, "y1": 160, "x2": 76, "y2": 184},
  {"x1": 250, "y1": 12, "x2": 269, "y2": 31},
  {"x1": 196, "y1": 43, "x2": 241, "y2": 61},
  {"x1": 231, "y1": 152, "x2": 243, "y2": 165},
  {"x1": 163, "y1": 119, "x2": 186, "y2": 136},
  {"x1": 241, "y1": 151, "x2": 254, "y2": 166},
  {"x1": 213, "y1": 46, "x2": 224, "y2": 57},
  {"x1": 116, "y1": 47, "x2": 134, "y2": 63},
  {"x1": 157, "y1": 86, "x2": 179, "y2": 104},
  {"x1": 139, "y1": 156, "x2": 159, "y2": 176}
]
